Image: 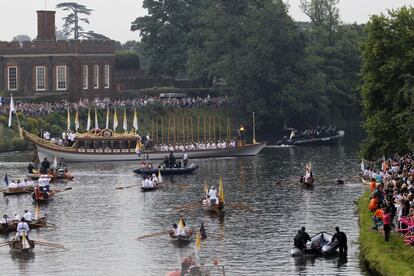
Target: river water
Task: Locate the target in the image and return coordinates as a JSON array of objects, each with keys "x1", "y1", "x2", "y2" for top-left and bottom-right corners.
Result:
[{"x1": 0, "y1": 130, "x2": 366, "y2": 276}]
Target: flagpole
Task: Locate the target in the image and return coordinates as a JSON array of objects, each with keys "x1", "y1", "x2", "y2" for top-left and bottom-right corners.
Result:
[{"x1": 252, "y1": 112, "x2": 257, "y2": 144}]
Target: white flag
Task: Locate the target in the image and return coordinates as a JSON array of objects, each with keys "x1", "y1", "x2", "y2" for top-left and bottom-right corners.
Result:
[
  {"x1": 133, "y1": 109, "x2": 138, "y2": 130},
  {"x1": 123, "y1": 109, "x2": 127, "y2": 132},
  {"x1": 8, "y1": 95, "x2": 15, "y2": 127},
  {"x1": 113, "y1": 108, "x2": 118, "y2": 131},
  {"x1": 94, "y1": 108, "x2": 99, "y2": 129},
  {"x1": 86, "y1": 109, "x2": 91, "y2": 131},
  {"x1": 105, "y1": 108, "x2": 109, "y2": 129}
]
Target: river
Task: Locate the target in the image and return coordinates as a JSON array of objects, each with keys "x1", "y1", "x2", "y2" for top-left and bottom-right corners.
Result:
[{"x1": 0, "y1": 130, "x2": 367, "y2": 275}]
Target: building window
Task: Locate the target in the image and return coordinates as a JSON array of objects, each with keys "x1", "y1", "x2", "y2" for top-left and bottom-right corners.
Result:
[
  {"x1": 8, "y1": 66, "x2": 17, "y2": 91},
  {"x1": 36, "y1": 66, "x2": 46, "y2": 91},
  {"x1": 56, "y1": 65, "x2": 67, "y2": 91},
  {"x1": 82, "y1": 65, "x2": 88, "y2": 90},
  {"x1": 93, "y1": 65, "x2": 99, "y2": 89},
  {"x1": 104, "y1": 65, "x2": 110, "y2": 88}
]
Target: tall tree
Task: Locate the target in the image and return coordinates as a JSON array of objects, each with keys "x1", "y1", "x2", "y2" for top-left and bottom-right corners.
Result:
[
  {"x1": 360, "y1": 7, "x2": 414, "y2": 159},
  {"x1": 56, "y1": 2, "x2": 107, "y2": 39}
]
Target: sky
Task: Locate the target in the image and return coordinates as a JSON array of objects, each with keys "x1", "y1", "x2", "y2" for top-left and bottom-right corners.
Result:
[{"x1": 0, "y1": 0, "x2": 413, "y2": 42}]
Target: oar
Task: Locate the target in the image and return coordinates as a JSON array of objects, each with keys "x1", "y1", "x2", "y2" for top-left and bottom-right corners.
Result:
[
  {"x1": 136, "y1": 230, "x2": 169, "y2": 240},
  {"x1": 33, "y1": 240, "x2": 64, "y2": 248},
  {"x1": 53, "y1": 187, "x2": 72, "y2": 193},
  {"x1": 30, "y1": 223, "x2": 57, "y2": 229},
  {"x1": 0, "y1": 243, "x2": 9, "y2": 247},
  {"x1": 115, "y1": 184, "x2": 139, "y2": 190}
]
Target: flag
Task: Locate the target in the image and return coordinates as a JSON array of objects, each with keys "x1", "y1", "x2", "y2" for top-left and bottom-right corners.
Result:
[
  {"x1": 133, "y1": 109, "x2": 138, "y2": 130},
  {"x1": 94, "y1": 108, "x2": 99, "y2": 129},
  {"x1": 34, "y1": 204, "x2": 40, "y2": 220},
  {"x1": 360, "y1": 159, "x2": 365, "y2": 171},
  {"x1": 8, "y1": 95, "x2": 15, "y2": 127},
  {"x1": 4, "y1": 173, "x2": 9, "y2": 187},
  {"x1": 204, "y1": 182, "x2": 208, "y2": 195},
  {"x1": 123, "y1": 109, "x2": 127, "y2": 132},
  {"x1": 75, "y1": 108, "x2": 80, "y2": 131},
  {"x1": 177, "y1": 217, "x2": 185, "y2": 236},
  {"x1": 105, "y1": 108, "x2": 109, "y2": 129},
  {"x1": 53, "y1": 156, "x2": 58, "y2": 168},
  {"x1": 86, "y1": 109, "x2": 91, "y2": 131},
  {"x1": 194, "y1": 232, "x2": 201, "y2": 260},
  {"x1": 219, "y1": 176, "x2": 224, "y2": 203},
  {"x1": 66, "y1": 107, "x2": 71, "y2": 130},
  {"x1": 158, "y1": 169, "x2": 162, "y2": 183},
  {"x1": 113, "y1": 108, "x2": 118, "y2": 131},
  {"x1": 289, "y1": 130, "x2": 295, "y2": 140},
  {"x1": 22, "y1": 232, "x2": 30, "y2": 249}
]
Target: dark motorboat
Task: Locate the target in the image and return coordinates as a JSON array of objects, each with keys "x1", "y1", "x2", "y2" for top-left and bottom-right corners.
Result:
[
  {"x1": 277, "y1": 130, "x2": 345, "y2": 146},
  {"x1": 133, "y1": 163, "x2": 199, "y2": 175},
  {"x1": 291, "y1": 232, "x2": 339, "y2": 257}
]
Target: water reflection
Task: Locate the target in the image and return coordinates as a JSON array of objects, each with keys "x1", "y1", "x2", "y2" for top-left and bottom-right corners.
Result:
[{"x1": 0, "y1": 139, "x2": 366, "y2": 275}]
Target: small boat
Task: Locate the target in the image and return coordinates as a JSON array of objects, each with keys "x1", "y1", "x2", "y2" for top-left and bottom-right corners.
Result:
[
  {"x1": 291, "y1": 232, "x2": 338, "y2": 257},
  {"x1": 169, "y1": 217, "x2": 193, "y2": 247},
  {"x1": 277, "y1": 130, "x2": 345, "y2": 146},
  {"x1": 8, "y1": 238, "x2": 35, "y2": 253},
  {"x1": 201, "y1": 178, "x2": 225, "y2": 216},
  {"x1": 133, "y1": 163, "x2": 199, "y2": 175},
  {"x1": 32, "y1": 189, "x2": 56, "y2": 204},
  {"x1": 0, "y1": 216, "x2": 48, "y2": 234},
  {"x1": 300, "y1": 162, "x2": 315, "y2": 188},
  {"x1": 3, "y1": 186, "x2": 34, "y2": 196},
  {"x1": 27, "y1": 170, "x2": 73, "y2": 181}
]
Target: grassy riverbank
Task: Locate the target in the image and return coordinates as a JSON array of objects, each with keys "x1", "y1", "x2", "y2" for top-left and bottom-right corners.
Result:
[{"x1": 358, "y1": 191, "x2": 414, "y2": 276}]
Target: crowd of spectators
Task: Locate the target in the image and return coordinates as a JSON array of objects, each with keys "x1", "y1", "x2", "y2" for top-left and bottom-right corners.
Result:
[
  {"x1": 362, "y1": 154, "x2": 414, "y2": 243},
  {"x1": 0, "y1": 95, "x2": 229, "y2": 117}
]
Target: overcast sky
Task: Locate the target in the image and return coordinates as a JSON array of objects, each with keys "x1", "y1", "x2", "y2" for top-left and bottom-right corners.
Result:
[{"x1": 0, "y1": 0, "x2": 412, "y2": 42}]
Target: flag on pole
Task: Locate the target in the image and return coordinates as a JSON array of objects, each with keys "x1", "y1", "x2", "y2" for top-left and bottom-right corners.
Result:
[
  {"x1": 75, "y1": 108, "x2": 80, "y2": 131},
  {"x1": 123, "y1": 109, "x2": 127, "y2": 132},
  {"x1": 133, "y1": 109, "x2": 138, "y2": 130},
  {"x1": 8, "y1": 95, "x2": 15, "y2": 127},
  {"x1": 66, "y1": 107, "x2": 71, "y2": 130},
  {"x1": 53, "y1": 156, "x2": 58, "y2": 168},
  {"x1": 113, "y1": 108, "x2": 118, "y2": 131},
  {"x1": 204, "y1": 183, "x2": 208, "y2": 196},
  {"x1": 158, "y1": 169, "x2": 162, "y2": 183},
  {"x1": 94, "y1": 108, "x2": 99, "y2": 129},
  {"x1": 219, "y1": 176, "x2": 224, "y2": 203},
  {"x1": 360, "y1": 159, "x2": 364, "y2": 171},
  {"x1": 4, "y1": 173, "x2": 9, "y2": 187},
  {"x1": 86, "y1": 109, "x2": 91, "y2": 131},
  {"x1": 194, "y1": 232, "x2": 201, "y2": 260},
  {"x1": 105, "y1": 108, "x2": 109, "y2": 129},
  {"x1": 34, "y1": 204, "x2": 40, "y2": 220}
]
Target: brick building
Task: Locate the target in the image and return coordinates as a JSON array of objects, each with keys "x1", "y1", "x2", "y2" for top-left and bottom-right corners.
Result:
[{"x1": 0, "y1": 11, "x2": 115, "y2": 101}]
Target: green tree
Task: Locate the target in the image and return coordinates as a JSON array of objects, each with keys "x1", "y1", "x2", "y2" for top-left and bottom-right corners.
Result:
[
  {"x1": 360, "y1": 7, "x2": 414, "y2": 159},
  {"x1": 56, "y1": 2, "x2": 108, "y2": 39},
  {"x1": 131, "y1": 0, "x2": 201, "y2": 77},
  {"x1": 12, "y1": 35, "x2": 31, "y2": 42}
]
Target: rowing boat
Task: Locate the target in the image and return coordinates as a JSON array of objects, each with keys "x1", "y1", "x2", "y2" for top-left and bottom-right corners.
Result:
[
  {"x1": 134, "y1": 163, "x2": 199, "y2": 175},
  {"x1": 3, "y1": 186, "x2": 34, "y2": 196},
  {"x1": 8, "y1": 239, "x2": 35, "y2": 253},
  {"x1": 0, "y1": 216, "x2": 48, "y2": 234},
  {"x1": 169, "y1": 231, "x2": 193, "y2": 247}
]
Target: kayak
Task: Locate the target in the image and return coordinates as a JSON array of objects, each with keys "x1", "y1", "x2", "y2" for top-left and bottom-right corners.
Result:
[{"x1": 133, "y1": 163, "x2": 199, "y2": 175}]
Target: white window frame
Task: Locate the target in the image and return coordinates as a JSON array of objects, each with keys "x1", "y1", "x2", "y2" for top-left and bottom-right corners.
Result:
[
  {"x1": 82, "y1": 65, "x2": 88, "y2": 90},
  {"x1": 93, "y1": 65, "x2": 99, "y2": 89},
  {"x1": 56, "y1": 65, "x2": 67, "y2": 91},
  {"x1": 35, "y1": 66, "x2": 46, "y2": 91},
  {"x1": 104, "y1": 65, "x2": 110, "y2": 89},
  {"x1": 8, "y1": 66, "x2": 17, "y2": 91}
]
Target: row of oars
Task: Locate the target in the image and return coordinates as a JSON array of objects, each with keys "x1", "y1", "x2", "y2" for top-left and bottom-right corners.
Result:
[{"x1": 0, "y1": 240, "x2": 64, "y2": 249}]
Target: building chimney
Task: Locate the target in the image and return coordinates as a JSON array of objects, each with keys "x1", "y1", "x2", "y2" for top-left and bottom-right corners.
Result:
[{"x1": 37, "y1": 10, "x2": 56, "y2": 41}]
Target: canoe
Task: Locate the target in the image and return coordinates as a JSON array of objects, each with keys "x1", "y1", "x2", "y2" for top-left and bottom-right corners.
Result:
[
  {"x1": 3, "y1": 186, "x2": 34, "y2": 196},
  {"x1": 8, "y1": 239, "x2": 35, "y2": 253},
  {"x1": 291, "y1": 232, "x2": 338, "y2": 257},
  {"x1": 278, "y1": 130, "x2": 345, "y2": 146},
  {"x1": 133, "y1": 163, "x2": 199, "y2": 175}
]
